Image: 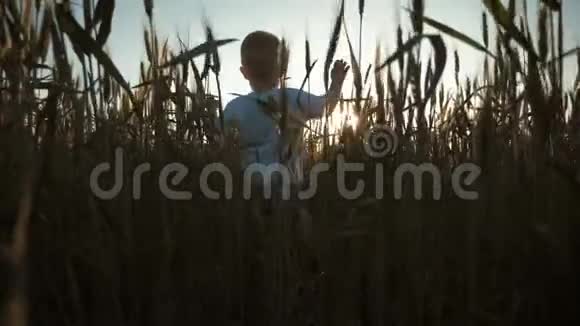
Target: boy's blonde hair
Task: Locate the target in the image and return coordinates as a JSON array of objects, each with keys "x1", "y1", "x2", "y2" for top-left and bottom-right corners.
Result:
[{"x1": 241, "y1": 31, "x2": 281, "y2": 84}]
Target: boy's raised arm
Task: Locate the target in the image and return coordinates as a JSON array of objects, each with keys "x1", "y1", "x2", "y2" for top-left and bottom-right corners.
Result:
[
  {"x1": 325, "y1": 59, "x2": 350, "y2": 115},
  {"x1": 298, "y1": 60, "x2": 350, "y2": 120}
]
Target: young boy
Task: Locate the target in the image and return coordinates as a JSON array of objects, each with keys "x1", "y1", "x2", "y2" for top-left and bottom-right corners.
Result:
[
  {"x1": 223, "y1": 30, "x2": 349, "y2": 198},
  {"x1": 223, "y1": 32, "x2": 348, "y2": 323}
]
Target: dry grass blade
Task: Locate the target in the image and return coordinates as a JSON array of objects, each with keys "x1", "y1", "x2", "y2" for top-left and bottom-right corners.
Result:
[
  {"x1": 406, "y1": 8, "x2": 496, "y2": 59},
  {"x1": 50, "y1": 19, "x2": 71, "y2": 83},
  {"x1": 422, "y1": 36, "x2": 446, "y2": 116},
  {"x1": 144, "y1": 0, "x2": 154, "y2": 21},
  {"x1": 93, "y1": 0, "x2": 115, "y2": 47},
  {"x1": 214, "y1": 32, "x2": 227, "y2": 131},
  {"x1": 377, "y1": 34, "x2": 446, "y2": 108},
  {"x1": 344, "y1": 22, "x2": 362, "y2": 113},
  {"x1": 83, "y1": 0, "x2": 92, "y2": 29},
  {"x1": 376, "y1": 35, "x2": 421, "y2": 71},
  {"x1": 546, "y1": 47, "x2": 580, "y2": 66},
  {"x1": 576, "y1": 54, "x2": 580, "y2": 89},
  {"x1": 161, "y1": 38, "x2": 237, "y2": 68},
  {"x1": 411, "y1": 0, "x2": 424, "y2": 34},
  {"x1": 3, "y1": 4, "x2": 20, "y2": 47},
  {"x1": 499, "y1": 30, "x2": 524, "y2": 73},
  {"x1": 482, "y1": 0, "x2": 537, "y2": 60},
  {"x1": 279, "y1": 37, "x2": 290, "y2": 78},
  {"x1": 103, "y1": 70, "x2": 112, "y2": 101},
  {"x1": 55, "y1": 4, "x2": 134, "y2": 101},
  {"x1": 424, "y1": 58, "x2": 433, "y2": 95},
  {"x1": 132, "y1": 76, "x2": 170, "y2": 89},
  {"x1": 508, "y1": 0, "x2": 516, "y2": 19},
  {"x1": 483, "y1": 12, "x2": 489, "y2": 49},
  {"x1": 305, "y1": 38, "x2": 311, "y2": 72},
  {"x1": 198, "y1": 26, "x2": 211, "y2": 80},
  {"x1": 522, "y1": 0, "x2": 530, "y2": 34},
  {"x1": 190, "y1": 59, "x2": 205, "y2": 96},
  {"x1": 558, "y1": 8, "x2": 563, "y2": 87},
  {"x1": 22, "y1": 0, "x2": 32, "y2": 33},
  {"x1": 396, "y1": 26, "x2": 405, "y2": 72},
  {"x1": 203, "y1": 21, "x2": 221, "y2": 75},
  {"x1": 363, "y1": 63, "x2": 372, "y2": 86},
  {"x1": 297, "y1": 59, "x2": 318, "y2": 109},
  {"x1": 538, "y1": 5, "x2": 548, "y2": 62},
  {"x1": 454, "y1": 50, "x2": 460, "y2": 85},
  {"x1": 92, "y1": 0, "x2": 108, "y2": 27},
  {"x1": 35, "y1": 6, "x2": 53, "y2": 63},
  {"x1": 541, "y1": 0, "x2": 561, "y2": 11},
  {"x1": 358, "y1": 0, "x2": 365, "y2": 67},
  {"x1": 200, "y1": 47, "x2": 211, "y2": 80},
  {"x1": 324, "y1": 0, "x2": 344, "y2": 92},
  {"x1": 144, "y1": 29, "x2": 152, "y2": 63},
  {"x1": 375, "y1": 45, "x2": 386, "y2": 123},
  {"x1": 279, "y1": 44, "x2": 289, "y2": 136},
  {"x1": 176, "y1": 37, "x2": 190, "y2": 87}
]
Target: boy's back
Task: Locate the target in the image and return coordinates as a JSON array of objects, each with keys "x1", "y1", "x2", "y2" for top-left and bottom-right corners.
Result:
[{"x1": 224, "y1": 88, "x2": 325, "y2": 171}]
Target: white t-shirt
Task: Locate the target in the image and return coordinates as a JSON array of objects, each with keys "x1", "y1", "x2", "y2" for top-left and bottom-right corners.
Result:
[{"x1": 223, "y1": 87, "x2": 326, "y2": 184}]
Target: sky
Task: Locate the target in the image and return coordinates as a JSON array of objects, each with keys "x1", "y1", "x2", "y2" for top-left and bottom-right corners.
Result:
[{"x1": 102, "y1": 0, "x2": 580, "y2": 104}]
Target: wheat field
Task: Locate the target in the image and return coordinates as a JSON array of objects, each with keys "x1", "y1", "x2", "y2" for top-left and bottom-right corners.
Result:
[{"x1": 0, "y1": 0, "x2": 579, "y2": 325}]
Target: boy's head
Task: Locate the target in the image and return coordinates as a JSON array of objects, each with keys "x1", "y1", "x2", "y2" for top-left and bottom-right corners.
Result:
[{"x1": 240, "y1": 31, "x2": 282, "y2": 90}]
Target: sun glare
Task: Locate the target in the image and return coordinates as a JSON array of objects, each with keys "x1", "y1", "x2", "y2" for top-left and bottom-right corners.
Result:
[{"x1": 328, "y1": 105, "x2": 360, "y2": 133}]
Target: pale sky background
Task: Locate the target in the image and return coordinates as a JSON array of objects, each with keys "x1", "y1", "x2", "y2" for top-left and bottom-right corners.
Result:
[{"x1": 101, "y1": 0, "x2": 580, "y2": 104}]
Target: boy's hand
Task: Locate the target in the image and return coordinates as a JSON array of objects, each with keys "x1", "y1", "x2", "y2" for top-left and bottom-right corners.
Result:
[{"x1": 331, "y1": 59, "x2": 350, "y2": 85}]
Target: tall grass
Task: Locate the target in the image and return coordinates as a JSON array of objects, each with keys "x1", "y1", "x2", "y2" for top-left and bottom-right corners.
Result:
[{"x1": 0, "y1": 0, "x2": 579, "y2": 325}]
